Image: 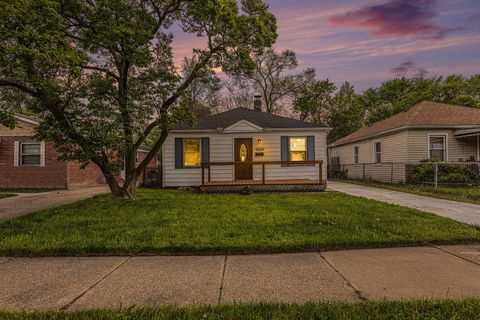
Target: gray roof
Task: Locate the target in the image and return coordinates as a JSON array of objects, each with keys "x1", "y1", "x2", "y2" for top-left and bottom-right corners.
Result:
[{"x1": 173, "y1": 108, "x2": 325, "y2": 130}]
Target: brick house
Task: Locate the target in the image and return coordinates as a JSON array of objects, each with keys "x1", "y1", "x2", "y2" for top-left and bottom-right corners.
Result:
[{"x1": 0, "y1": 115, "x2": 157, "y2": 189}]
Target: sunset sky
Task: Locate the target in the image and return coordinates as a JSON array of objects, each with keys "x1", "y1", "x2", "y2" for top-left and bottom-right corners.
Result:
[{"x1": 174, "y1": 0, "x2": 480, "y2": 91}]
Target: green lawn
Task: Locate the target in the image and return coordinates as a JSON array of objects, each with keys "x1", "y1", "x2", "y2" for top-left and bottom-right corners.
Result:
[
  {"x1": 2, "y1": 300, "x2": 480, "y2": 320},
  {"x1": 0, "y1": 189, "x2": 478, "y2": 256},
  {"x1": 334, "y1": 179, "x2": 480, "y2": 205}
]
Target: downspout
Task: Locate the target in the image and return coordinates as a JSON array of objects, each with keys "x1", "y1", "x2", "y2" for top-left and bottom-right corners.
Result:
[{"x1": 477, "y1": 135, "x2": 479, "y2": 162}]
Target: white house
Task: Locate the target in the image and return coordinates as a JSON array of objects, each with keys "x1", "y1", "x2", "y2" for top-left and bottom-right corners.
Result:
[{"x1": 162, "y1": 104, "x2": 329, "y2": 192}]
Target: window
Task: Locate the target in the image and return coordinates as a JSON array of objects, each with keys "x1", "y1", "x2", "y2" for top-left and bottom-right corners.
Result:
[
  {"x1": 289, "y1": 137, "x2": 306, "y2": 161},
  {"x1": 374, "y1": 141, "x2": 382, "y2": 163},
  {"x1": 429, "y1": 135, "x2": 446, "y2": 161},
  {"x1": 183, "y1": 139, "x2": 201, "y2": 167},
  {"x1": 21, "y1": 143, "x2": 41, "y2": 166},
  {"x1": 353, "y1": 145, "x2": 359, "y2": 164}
]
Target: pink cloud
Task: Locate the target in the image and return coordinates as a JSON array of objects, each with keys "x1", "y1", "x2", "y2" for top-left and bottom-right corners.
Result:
[{"x1": 329, "y1": 0, "x2": 459, "y2": 39}]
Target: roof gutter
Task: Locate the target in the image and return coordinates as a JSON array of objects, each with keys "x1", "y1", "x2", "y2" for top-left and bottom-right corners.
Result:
[
  {"x1": 329, "y1": 125, "x2": 480, "y2": 147},
  {"x1": 170, "y1": 127, "x2": 331, "y2": 133}
]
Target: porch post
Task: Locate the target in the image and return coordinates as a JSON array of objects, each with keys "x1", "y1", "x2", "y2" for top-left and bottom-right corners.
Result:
[{"x1": 262, "y1": 163, "x2": 265, "y2": 184}]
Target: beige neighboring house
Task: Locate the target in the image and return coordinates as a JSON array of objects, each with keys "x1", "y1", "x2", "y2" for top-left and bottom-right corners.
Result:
[{"x1": 328, "y1": 101, "x2": 480, "y2": 183}]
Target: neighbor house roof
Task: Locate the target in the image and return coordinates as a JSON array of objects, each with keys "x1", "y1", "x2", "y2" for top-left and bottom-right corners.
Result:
[
  {"x1": 172, "y1": 107, "x2": 326, "y2": 131},
  {"x1": 331, "y1": 101, "x2": 480, "y2": 146},
  {"x1": 15, "y1": 114, "x2": 41, "y2": 125}
]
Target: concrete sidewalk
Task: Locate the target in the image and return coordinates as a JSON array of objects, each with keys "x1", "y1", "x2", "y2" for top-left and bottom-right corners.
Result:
[
  {"x1": 0, "y1": 185, "x2": 109, "y2": 222},
  {"x1": 328, "y1": 181, "x2": 480, "y2": 225},
  {"x1": 0, "y1": 245, "x2": 479, "y2": 310}
]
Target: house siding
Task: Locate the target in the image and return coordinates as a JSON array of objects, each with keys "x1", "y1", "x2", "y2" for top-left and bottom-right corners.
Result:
[
  {"x1": 330, "y1": 131, "x2": 408, "y2": 183},
  {"x1": 407, "y1": 129, "x2": 478, "y2": 162},
  {"x1": 163, "y1": 130, "x2": 328, "y2": 187},
  {"x1": 330, "y1": 128, "x2": 479, "y2": 183}
]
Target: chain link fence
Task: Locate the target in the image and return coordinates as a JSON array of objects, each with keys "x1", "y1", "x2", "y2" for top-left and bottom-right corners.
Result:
[{"x1": 329, "y1": 159, "x2": 480, "y2": 189}]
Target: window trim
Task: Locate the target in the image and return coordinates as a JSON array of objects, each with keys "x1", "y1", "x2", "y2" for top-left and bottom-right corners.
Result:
[
  {"x1": 427, "y1": 133, "x2": 448, "y2": 162},
  {"x1": 373, "y1": 140, "x2": 382, "y2": 164},
  {"x1": 353, "y1": 145, "x2": 359, "y2": 164},
  {"x1": 20, "y1": 142, "x2": 42, "y2": 166},
  {"x1": 183, "y1": 138, "x2": 202, "y2": 168},
  {"x1": 288, "y1": 136, "x2": 307, "y2": 162}
]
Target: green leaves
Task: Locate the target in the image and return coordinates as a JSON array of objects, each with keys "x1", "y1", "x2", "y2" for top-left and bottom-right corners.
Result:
[{"x1": 0, "y1": 0, "x2": 277, "y2": 197}]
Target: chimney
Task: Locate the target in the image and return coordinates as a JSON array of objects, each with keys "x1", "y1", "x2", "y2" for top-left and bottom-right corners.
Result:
[{"x1": 253, "y1": 95, "x2": 262, "y2": 112}]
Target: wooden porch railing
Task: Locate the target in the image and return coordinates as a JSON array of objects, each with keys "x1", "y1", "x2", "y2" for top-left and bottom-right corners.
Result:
[{"x1": 200, "y1": 160, "x2": 323, "y2": 186}]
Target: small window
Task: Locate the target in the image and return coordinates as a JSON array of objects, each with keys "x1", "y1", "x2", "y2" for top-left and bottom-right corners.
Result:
[
  {"x1": 21, "y1": 143, "x2": 41, "y2": 166},
  {"x1": 374, "y1": 141, "x2": 382, "y2": 164},
  {"x1": 183, "y1": 139, "x2": 201, "y2": 167},
  {"x1": 289, "y1": 137, "x2": 306, "y2": 161},
  {"x1": 429, "y1": 135, "x2": 446, "y2": 161},
  {"x1": 353, "y1": 145, "x2": 359, "y2": 164}
]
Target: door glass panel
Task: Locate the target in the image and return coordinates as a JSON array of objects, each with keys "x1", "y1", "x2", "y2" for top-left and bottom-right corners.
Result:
[{"x1": 240, "y1": 144, "x2": 247, "y2": 162}]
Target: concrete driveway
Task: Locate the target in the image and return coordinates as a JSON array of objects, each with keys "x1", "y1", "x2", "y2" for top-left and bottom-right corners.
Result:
[
  {"x1": 0, "y1": 245, "x2": 479, "y2": 310},
  {"x1": 328, "y1": 181, "x2": 480, "y2": 225},
  {"x1": 0, "y1": 185, "x2": 109, "y2": 222}
]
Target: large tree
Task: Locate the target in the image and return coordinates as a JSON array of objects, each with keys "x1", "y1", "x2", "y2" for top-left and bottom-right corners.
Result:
[
  {"x1": 229, "y1": 48, "x2": 315, "y2": 114},
  {"x1": 0, "y1": 0, "x2": 277, "y2": 198}
]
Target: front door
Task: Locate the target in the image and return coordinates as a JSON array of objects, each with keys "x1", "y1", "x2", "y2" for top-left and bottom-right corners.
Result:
[{"x1": 234, "y1": 138, "x2": 253, "y2": 180}]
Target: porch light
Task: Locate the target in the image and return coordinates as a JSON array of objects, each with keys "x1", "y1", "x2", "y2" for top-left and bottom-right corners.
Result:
[{"x1": 257, "y1": 139, "x2": 262, "y2": 144}]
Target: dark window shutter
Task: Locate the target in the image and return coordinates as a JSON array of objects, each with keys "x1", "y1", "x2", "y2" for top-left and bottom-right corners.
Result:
[
  {"x1": 307, "y1": 136, "x2": 315, "y2": 161},
  {"x1": 281, "y1": 136, "x2": 289, "y2": 166},
  {"x1": 201, "y1": 138, "x2": 210, "y2": 164},
  {"x1": 175, "y1": 138, "x2": 183, "y2": 169}
]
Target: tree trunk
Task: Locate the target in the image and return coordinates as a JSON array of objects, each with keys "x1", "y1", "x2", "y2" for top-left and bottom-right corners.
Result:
[{"x1": 101, "y1": 166, "x2": 136, "y2": 199}]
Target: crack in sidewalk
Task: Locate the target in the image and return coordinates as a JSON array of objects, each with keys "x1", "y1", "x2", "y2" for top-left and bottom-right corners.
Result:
[
  {"x1": 318, "y1": 252, "x2": 367, "y2": 301},
  {"x1": 431, "y1": 245, "x2": 480, "y2": 268},
  {"x1": 217, "y1": 255, "x2": 228, "y2": 304},
  {"x1": 0, "y1": 257, "x2": 13, "y2": 265},
  {"x1": 60, "y1": 256, "x2": 132, "y2": 311}
]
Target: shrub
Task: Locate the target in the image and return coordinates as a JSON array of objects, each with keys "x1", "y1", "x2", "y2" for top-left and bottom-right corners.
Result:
[
  {"x1": 438, "y1": 173, "x2": 470, "y2": 184},
  {"x1": 410, "y1": 161, "x2": 480, "y2": 184}
]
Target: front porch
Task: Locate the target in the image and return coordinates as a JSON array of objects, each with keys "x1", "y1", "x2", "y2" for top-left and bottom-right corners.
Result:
[
  {"x1": 455, "y1": 128, "x2": 480, "y2": 161},
  {"x1": 199, "y1": 160, "x2": 326, "y2": 193}
]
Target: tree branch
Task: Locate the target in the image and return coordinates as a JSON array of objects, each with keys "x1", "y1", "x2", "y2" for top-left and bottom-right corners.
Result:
[
  {"x1": 82, "y1": 65, "x2": 119, "y2": 80},
  {"x1": 0, "y1": 79, "x2": 37, "y2": 97}
]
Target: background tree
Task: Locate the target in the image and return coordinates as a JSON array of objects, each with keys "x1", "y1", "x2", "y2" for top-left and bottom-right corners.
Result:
[
  {"x1": 181, "y1": 57, "x2": 222, "y2": 117},
  {"x1": 328, "y1": 74, "x2": 480, "y2": 143},
  {"x1": 0, "y1": 0, "x2": 277, "y2": 198},
  {"x1": 229, "y1": 48, "x2": 315, "y2": 114},
  {"x1": 218, "y1": 77, "x2": 256, "y2": 112},
  {"x1": 328, "y1": 82, "x2": 364, "y2": 143},
  {"x1": 364, "y1": 75, "x2": 480, "y2": 125},
  {"x1": 292, "y1": 79, "x2": 336, "y2": 123}
]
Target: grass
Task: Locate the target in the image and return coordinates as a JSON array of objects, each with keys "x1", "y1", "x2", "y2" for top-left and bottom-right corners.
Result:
[
  {"x1": 0, "y1": 194, "x2": 15, "y2": 199},
  {"x1": 334, "y1": 179, "x2": 480, "y2": 205},
  {"x1": 0, "y1": 189, "x2": 478, "y2": 256},
  {"x1": 2, "y1": 300, "x2": 480, "y2": 319}
]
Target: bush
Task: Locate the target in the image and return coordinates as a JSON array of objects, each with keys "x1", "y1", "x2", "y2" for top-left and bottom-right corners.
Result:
[
  {"x1": 410, "y1": 161, "x2": 480, "y2": 184},
  {"x1": 438, "y1": 173, "x2": 470, "y2": 184}
]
